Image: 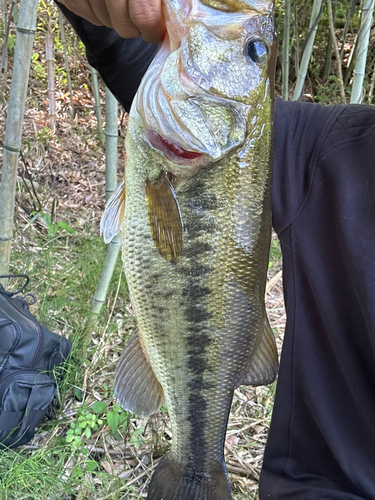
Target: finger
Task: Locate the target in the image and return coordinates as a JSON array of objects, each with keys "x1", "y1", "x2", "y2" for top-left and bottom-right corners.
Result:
[
  {"x1": 58, "y1": 0, "x2": 103, "y2": 26},
  {"x1": 87, "y1": 0, "x2": 113, "y2": 28},
  {"x1": 105, "y1": 0, "x2": 141, "y2": 38},
  {"x1": 128, "y1": 0, "x2": 166, "y2": 43}
]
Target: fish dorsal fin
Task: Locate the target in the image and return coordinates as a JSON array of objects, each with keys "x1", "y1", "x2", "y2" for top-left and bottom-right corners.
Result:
[
  {"x1": 114, "y1": 332, "x2": 165, "y2": 417},
  {"x1": 146, "y1": 172, "x2": 183, "y2": 264},
  {"x1": 241, "y1": 317, "x2": 278, "y2": 386},
  {"x1": 100, "y1": 181, "x2": 126, "y2": 244}
]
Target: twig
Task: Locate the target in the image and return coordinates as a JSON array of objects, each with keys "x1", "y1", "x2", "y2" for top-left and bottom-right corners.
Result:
[
  {"x1": 101, "y1": 433, "x2": 115, "y2": 469},
  {"x1": 266, "y1": 270, "x2": 282, "y2": 294},
  {"x1": 58, "y1": 10, "x2": 74, "y2": 117},
  {"x1": 126, "y1": 459, "x2": 159, "y2": 487},
  {"x1": 227, "y1": 463, "x2": 258, "y2": 481},
  {"x1": 86, "y1": 445, "x2": 133, "y2": 458},
  {"x1": 19, "y1": 146, "x2": 42, "y2": 212}
]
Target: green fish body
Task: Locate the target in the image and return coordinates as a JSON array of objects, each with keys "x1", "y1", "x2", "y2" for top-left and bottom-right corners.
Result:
[{"x1": 101, "y1": 1, "x2": 277, "y2": 498}]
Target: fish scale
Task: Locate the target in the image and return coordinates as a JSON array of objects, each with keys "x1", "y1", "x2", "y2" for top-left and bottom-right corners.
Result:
[{"x1": 101, "y1": 1, "x2": 278, "y2": 498}]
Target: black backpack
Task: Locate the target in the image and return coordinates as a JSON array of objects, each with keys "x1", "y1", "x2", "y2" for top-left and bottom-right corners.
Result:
[{"x1": 0, "y1": 275, "x2": 72, "y2": 448}]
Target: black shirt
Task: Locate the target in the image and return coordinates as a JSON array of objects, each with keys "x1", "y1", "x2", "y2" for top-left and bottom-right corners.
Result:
[
  {"x1": 262, "y1": 100, "x2": 375, "y2": 500},
  {"x1": 57, "y1": 9, "x2": 375, "y2": 498}
]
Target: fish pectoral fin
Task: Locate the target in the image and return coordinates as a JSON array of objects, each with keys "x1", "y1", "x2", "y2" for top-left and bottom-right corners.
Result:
[
  {"x1": 100, "y1": 181, "x2": 126, "y2": 244},
  {"x1": 114, "y1": 332, "x2": 165, "y2": 417},
  {"x1": 146, "y1": 172, "x2": 183, "y2": 264},
  {"x1": 241, "y1": 317, "x2": 279, "y2": 386}
]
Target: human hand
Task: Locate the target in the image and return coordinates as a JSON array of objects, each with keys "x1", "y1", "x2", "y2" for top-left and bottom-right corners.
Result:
[{"x1": 58, "y1": 0, "x2": 166, "y2": 43}]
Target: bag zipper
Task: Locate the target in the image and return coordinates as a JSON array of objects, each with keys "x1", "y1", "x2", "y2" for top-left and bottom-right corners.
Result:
[
  {"x1": 0, "y1": 370, "x2": 51, "y2": 393},
  {"x1": 30, "y1": 321, "x2": 44, "y2": 368}
]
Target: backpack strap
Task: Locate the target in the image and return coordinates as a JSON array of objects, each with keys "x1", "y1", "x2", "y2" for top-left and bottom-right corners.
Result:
[
  {"x1": 18, "y1": 385, "x2": 44, "y2": 436},
  {"x1": 0, "y1": 275, "x2": 30, "y2": 296}
]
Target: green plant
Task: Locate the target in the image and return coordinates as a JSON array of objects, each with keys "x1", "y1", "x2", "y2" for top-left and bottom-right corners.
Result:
[
  {"x1": 66, "y1": 401, "x2": 130, "y2": 452},
  {"x1": 130, "y1": 426, "x2": 146, "y2": 450},
  {"x1": 31, "y1": 52, "x2": 46, "y2": 81},
  {"x1": 269, "y1": 238, "x2": 282, "y2": 269},
  {"x1": 66, "y1": 404, "x2": 102, "y2": 451},
  {"x1": 31, "y1": 199, "x2": 75, "y2": 236},
  {"x1": 315, "y1": 75, "x2": 351, "y2": 104},
  {"x1": 106, "y1": 403, "x2": 129, "y2": 439},
  {"x1": 7, "y1": 32, "x2": 15, "y2": 52}
]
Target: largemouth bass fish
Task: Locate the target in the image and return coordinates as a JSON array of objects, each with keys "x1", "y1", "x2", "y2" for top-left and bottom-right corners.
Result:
[{"x1": 101, "y1": 0, "x2": 277, "y2": 498}]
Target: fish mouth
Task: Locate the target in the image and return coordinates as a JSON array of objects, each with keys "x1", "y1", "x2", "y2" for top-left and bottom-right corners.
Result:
[
  {"x1": 148, "y1": 130, "x2": 204, "y2": 162},
  {"x1": 137, "y1": 39, "x2": 250, "y2": 166}
]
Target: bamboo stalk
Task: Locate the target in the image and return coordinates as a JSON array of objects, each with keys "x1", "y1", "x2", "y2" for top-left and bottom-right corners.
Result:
[
  {"x1": 58, "y1": 10, "x2": 74, "y2": 117},
  {"x1": 293, "y1": 0, "x2": 323, "y2": 101},
  {"x1": 104, "y1": 88, "x2": 119, "y2": 202},
  {"x1": 351, "y1": 0, "x2": 374, "y2": 103},
  {"x1": 85, "y1": 88, "x2": 120, "y2": 343},
  {"x1": 0, "y1": 1, "x2": 15, "y2": 86},
  {"x1": 345, "y1": 32, "x2": 358, "y2": 84},
  {"x1": 90, "y1": 66, "x2": 105, "y2": 144},
  {"x1": 340, "y1": 0, "x2": 359, "y2": 63},
  {"x1": 0, "y1": 0, "x2": 5, "y2": 23},
  {"x1": 45, "y1": 23, "x2": 56, "y2": 130},
  {"x1": 11, "y1": 0, "x2": 17, "y2": 25},
  {"x1": 1, "y1": 0, "x2": 8, "y2": 80},
  {"x1": 323, "y1": 1, "x2": 336, "y2": 81},
  {"x1": 282, "y1": 0, "x2": 291, "y2": 100},
  {"x1": 0, "y1": 0, "x2": 39, "y2": 275},
  {"x1": 294, "y1": 2, "x2": 299, "y2": 76},
  {"x1": 327, "y1": 0, "x2": 346, "y2": 102},
  {"x1": 368, "y1": 61, "x2": 375, "y2": 102},
  {"x1": 345, "y1": 0, "x2": 372, "y2": 84}
]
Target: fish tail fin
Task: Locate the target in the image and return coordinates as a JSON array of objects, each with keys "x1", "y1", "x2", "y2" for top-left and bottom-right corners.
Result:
[{"x1": 147, "y1": 454, "x2": 231, "y2": 500}]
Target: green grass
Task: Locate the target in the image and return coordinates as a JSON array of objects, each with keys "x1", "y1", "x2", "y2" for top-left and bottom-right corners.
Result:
[
  {"x1": 269, "y1": 238, "x2": 281, "y2": 261},
  {"x1": 11, "y1": 233, "x2": 127, "y2": 326},
  {"x1": 1, "y1": 229, "x2": 133, "y2": 499},
  {"x1": 0, "y1": 224, "x2": 284, "y2": 499},
  {"x1": 0, "y1": 445, "x2": 82, "y2": 499}
]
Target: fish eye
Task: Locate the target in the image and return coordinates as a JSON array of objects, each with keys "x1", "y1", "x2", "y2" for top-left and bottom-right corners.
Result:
[{"x1": 246, "y1": 39, "x2": 268, "y2": 65}]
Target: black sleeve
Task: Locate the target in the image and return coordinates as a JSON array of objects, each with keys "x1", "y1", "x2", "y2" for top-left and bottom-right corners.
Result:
[
  {"x1": 272, "y1": 99, "x2": 345, "y2": 236},
  {"x1": 56, "y1": 2, "x2": 158, "y2": 112}
]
